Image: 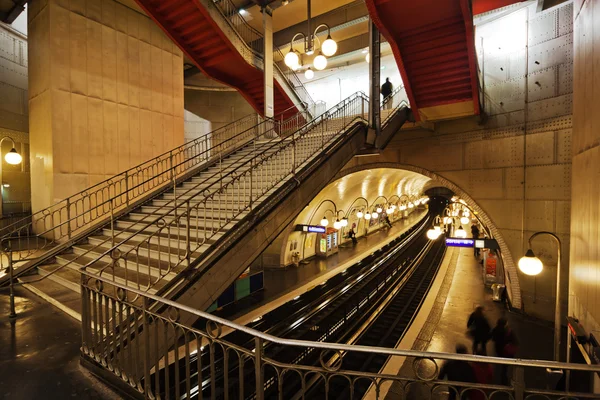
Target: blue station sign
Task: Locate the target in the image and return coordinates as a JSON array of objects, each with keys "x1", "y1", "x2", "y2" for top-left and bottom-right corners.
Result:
[
  {"x1": 445, "y1": 238, "x2": 475, "y2": 248},
  {"x1": 295, "y1": 224, "x2": 327, "y2": 234}
]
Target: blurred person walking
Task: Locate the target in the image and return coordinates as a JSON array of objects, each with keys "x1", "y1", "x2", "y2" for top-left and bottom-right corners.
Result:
[
  {"x1": 491, "y1": 317, "x2": 518, "y2": 385},
  {"x1": 467, "y1": 306, "x2": 491, "y2": 355},
  {"x1": 439, "y1": 344, "x2": 476, "y2": 400}
]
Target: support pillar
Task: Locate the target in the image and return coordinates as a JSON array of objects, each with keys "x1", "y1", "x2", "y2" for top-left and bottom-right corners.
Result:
[
  {"x1": 262, "y1": 8, "x2": 275, "y2": 119},
  {"x1": 367, "y1": 19, "x2": 381, "y2": 146},
  {"x1": 28, "y1": 0, "x2": 185, "y2": 215}
]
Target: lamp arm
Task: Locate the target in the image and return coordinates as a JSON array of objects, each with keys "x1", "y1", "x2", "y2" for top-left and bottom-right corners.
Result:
[
  {"x1": 527, "y1": 230, "x2": 562, "y2": 362},
  {"x1": 313, "y1": 23, "x2": 331, "y2": 37},
  {"x1": 0, "y1": 136, "x2": 16, "y2": 148},
  {"x1": 527, "y1": 231, "x2": 561, "y2": 250},
  {"x1": 290, "y1": 32, "x2": 307, "y2": 51}
]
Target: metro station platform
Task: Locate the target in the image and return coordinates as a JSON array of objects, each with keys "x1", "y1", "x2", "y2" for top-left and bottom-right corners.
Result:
[
  {"x1": 373, "y1": 247, "x2": 559, "y2": 400},
  {"x1": 217, "y1": 210, "x2": 428, "y2": 324},
  {"x1": 0, "y1": 211, "x2": 427, "y2": 399}
]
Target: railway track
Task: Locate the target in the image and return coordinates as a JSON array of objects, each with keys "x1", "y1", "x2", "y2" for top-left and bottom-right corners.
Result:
[{"x1": 150, "y1": 214, "x2": 434, "y2": 399}]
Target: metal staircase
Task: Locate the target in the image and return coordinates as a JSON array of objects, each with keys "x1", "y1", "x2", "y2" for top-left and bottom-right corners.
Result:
[
  {"x1": 3, "y1": 93, "x2": 415, "y2": 325},
  {"x1": 134, "y1": 0, "x2": 316, "y2": 120}
]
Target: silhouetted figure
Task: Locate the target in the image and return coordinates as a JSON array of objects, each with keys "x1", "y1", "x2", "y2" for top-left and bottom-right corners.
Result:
[
  {"x1": 470, "y1": 349, "x2": 493, "y2": 400},
  {"x1": 439, "y1": 344, "x2": 476, "y2": 400},
  {"x1": 471, "y1": 223, "x2": 481, "y2": 257},
  {"x1": 467, "y1": 306, "x2": 491, "y2": 355},
  {"x1": 347, "y1": 227, "x2": 357, "y2": 245},
  {"x1": 381, "y1": 78, "x2": 393, "y2": 109},
  {"x1": 490, "y1": 318, "x2": 518, "y2": 385},
  {"x1": 383, "y1": 214, "x2": 392, "y2": 229}
]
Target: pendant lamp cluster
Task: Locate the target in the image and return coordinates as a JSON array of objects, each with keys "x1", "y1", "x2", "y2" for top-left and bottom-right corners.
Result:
[{"x1": 284, "y1": 0, "x2": 338, "y2": 80}]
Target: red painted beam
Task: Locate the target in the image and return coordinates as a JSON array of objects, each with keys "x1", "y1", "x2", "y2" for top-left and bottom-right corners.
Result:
[
  {"x1": 472, "y1": 0, "x2": 524, "y2": 15},
  {"x1": 365, "y1": 0, "x2": 481, "y2": 120},
  {"x1": 134, "y1": 0, "x2": 297, "y2": 118}
]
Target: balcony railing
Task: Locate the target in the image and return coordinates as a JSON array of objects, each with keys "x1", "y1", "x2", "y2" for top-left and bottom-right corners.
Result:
[{"x1": 81, "y1": 273, "x2": 600, "y2": 400}]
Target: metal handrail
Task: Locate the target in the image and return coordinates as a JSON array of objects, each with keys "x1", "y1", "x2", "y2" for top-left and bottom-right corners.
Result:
[
  {"x1": 76, "y1": 92, "x2": 368, "y2": 293},
  {"x1": 83, "y1": 271, "x2": 600, "y2": 372},
  {"x1": 381, "y1": 85, "x2": 410, "y2": 125},
  {"x1": 0, "y1": 109, "x2": 308, "y2": 274},
  {"x1": 0, "y1": 114, "x2": 257, "y2": 255},
  {"x1": 81, "y1": 273, "x2": 600, "y2": 400},
  {"x1": 2, "y1": 110, "x2": 310, "y2": 284}
]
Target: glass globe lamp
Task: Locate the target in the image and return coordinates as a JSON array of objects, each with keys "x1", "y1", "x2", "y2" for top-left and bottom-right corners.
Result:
[
  {"x1": 313, "y1": 54, "x2": 327, "y2": 70},
  {"x1": 518, "y1": 249, "x2": 543, "y2": 276},
  {"x1": 321, "y1": 36, "x2": 337, "y2": 57}
]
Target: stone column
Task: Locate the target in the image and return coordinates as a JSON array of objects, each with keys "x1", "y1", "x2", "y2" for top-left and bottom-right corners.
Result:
[
  {"x1": 28, "y1": 0, "x2": 184, "y2": 214},
  {"x1": 367, "y1": 19, "x2": 380, "y2": 145},
  {"x1": 262, "y1": 7, "x2": 274, "y2": 119}
]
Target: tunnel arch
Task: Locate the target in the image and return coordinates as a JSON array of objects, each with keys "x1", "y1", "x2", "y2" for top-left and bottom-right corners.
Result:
[{"x1": 333, "y1": 162, "x2": 522, "y2": 309}]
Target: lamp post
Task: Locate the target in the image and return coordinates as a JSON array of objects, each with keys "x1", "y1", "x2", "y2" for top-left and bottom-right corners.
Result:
[
  {"x1": 518, "y1": 232, "x2": 562, "y2": 362},
  {"x1": 0, "y1": 136, "x2": 22, "y2": 319}
]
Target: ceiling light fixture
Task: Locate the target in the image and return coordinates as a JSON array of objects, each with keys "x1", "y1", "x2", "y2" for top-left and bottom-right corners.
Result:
[
  {"x1": 284, "y1": 0, "x2": 337, "y2": 74},
  {"x1": 304, "y1": 67, "x2": 314, "y2": 79}
]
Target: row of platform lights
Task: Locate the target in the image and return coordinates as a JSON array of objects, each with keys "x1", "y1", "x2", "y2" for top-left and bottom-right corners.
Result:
[
  {"x1": 426, "y1": 197, "x2": 471, "y2": 240},
  {"x1": 319, "y1": 196, "x2": 429, "y2": 229},
  {"x1": 423, "y1": 196, "x2": 546, "y2": 276}
]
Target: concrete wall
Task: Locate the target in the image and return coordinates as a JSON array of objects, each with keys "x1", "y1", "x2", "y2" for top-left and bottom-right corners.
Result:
[
  {"x1": 184, "y1": 89, "x2": 256, "y2": 131},
  {"x1": 0, "y1": 23, "x2": 30, "y2": 215},
  {"x1": 28, "y1": 0, "x2": 184, "y2": 212},
  {"x1": 569, "y1": 0, "x2": 600, "y2": 347},
  {"x1": 340, "y1": 2, "x2": 574, "y2": 321},
  {"x1": 184, "y1": 110, "x2": 211, "y2": 142}
]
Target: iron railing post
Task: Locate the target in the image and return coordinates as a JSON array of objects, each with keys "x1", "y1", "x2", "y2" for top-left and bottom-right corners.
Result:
[
  {"x1": 171, "y1": 151, "x2": 177, "y2": 207},
  {"x1": 110, "y1": 200, "x2": 115, "y2": 247},
  {"x1": 66, "y1": 197, "x2": 72, "y2": 240},
  {"x1": 125, "y1": 170, "x2": 129, "y2": 206},
  {"x1": 250, "y1": 158, "x2": 254, "y2": 211},
  {"x1": 513, "y1": 366, "x2": 525, "y2": 400},
  {"x1": 185, "y1": 200, "x2": 191, "y2": 266},
  {"x1": 321, "y1": 115, "x2": 325, "y2": 148},
  {"x1": 7, "y1": 243, "x2": 16, "y2": 318},
  {"x1": 255, "y1": 337, "x2": 264, "y2": 400},
  {"x1": 292, "y1": 139, "x2": 296, "y2": 174},
  {"x1": 143, "y1": 297, "x2": 151, "y2": 397}
]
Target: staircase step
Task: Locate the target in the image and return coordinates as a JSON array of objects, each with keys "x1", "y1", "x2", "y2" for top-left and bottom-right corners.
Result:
[
  {"x1": 114, "y1": 219, "x2": 237, "y2": 237},
  {"x1": 54, "y1": 253, "x2": 163, "y2": 293},
  {"x1": 139, "y1": 206, "x2": 249, "y2": 220},
  {"x1": 88, "y1": 234, "x2": 208, "y2": 264},
  {"x1": 38, "y1": 263, "x2": 82, "y2": 293},
  {"x1": 71, "y1": 243, "x2": 178, "y2": 281},
  {"x1": 126, "y1": 213, "x2": 241, "y2": 229},
  {"x1": 20, "y1": 274, "x2": 82, "y2": 321}
]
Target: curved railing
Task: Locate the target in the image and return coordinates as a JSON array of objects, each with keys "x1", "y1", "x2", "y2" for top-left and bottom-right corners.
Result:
[
  {"x1": 81, "y1": 273, "x2": 600, "y2": 400},
  {"x1": 211, "y1": 0, "x2": 317, "y2": 113},
  {"x1": 381, "y1": 85, "x2": 410, "y2": 124},
  {"x1": 77, "y1": 93, "x2": 368, "y2": 293}
]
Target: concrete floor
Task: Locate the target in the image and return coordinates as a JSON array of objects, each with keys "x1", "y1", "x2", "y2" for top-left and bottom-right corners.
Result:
[
  {"x1": 384, "y1": 248, "x2": 562, "y2": 399},
  {"x1": 0, "y1": 287, "x2": 121, "y2": 399}
]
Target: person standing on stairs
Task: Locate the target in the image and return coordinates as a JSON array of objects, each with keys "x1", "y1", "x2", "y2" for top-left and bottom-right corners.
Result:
[{"x1": 381, "y1": 78, "x2": 393, "y2": 109}]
